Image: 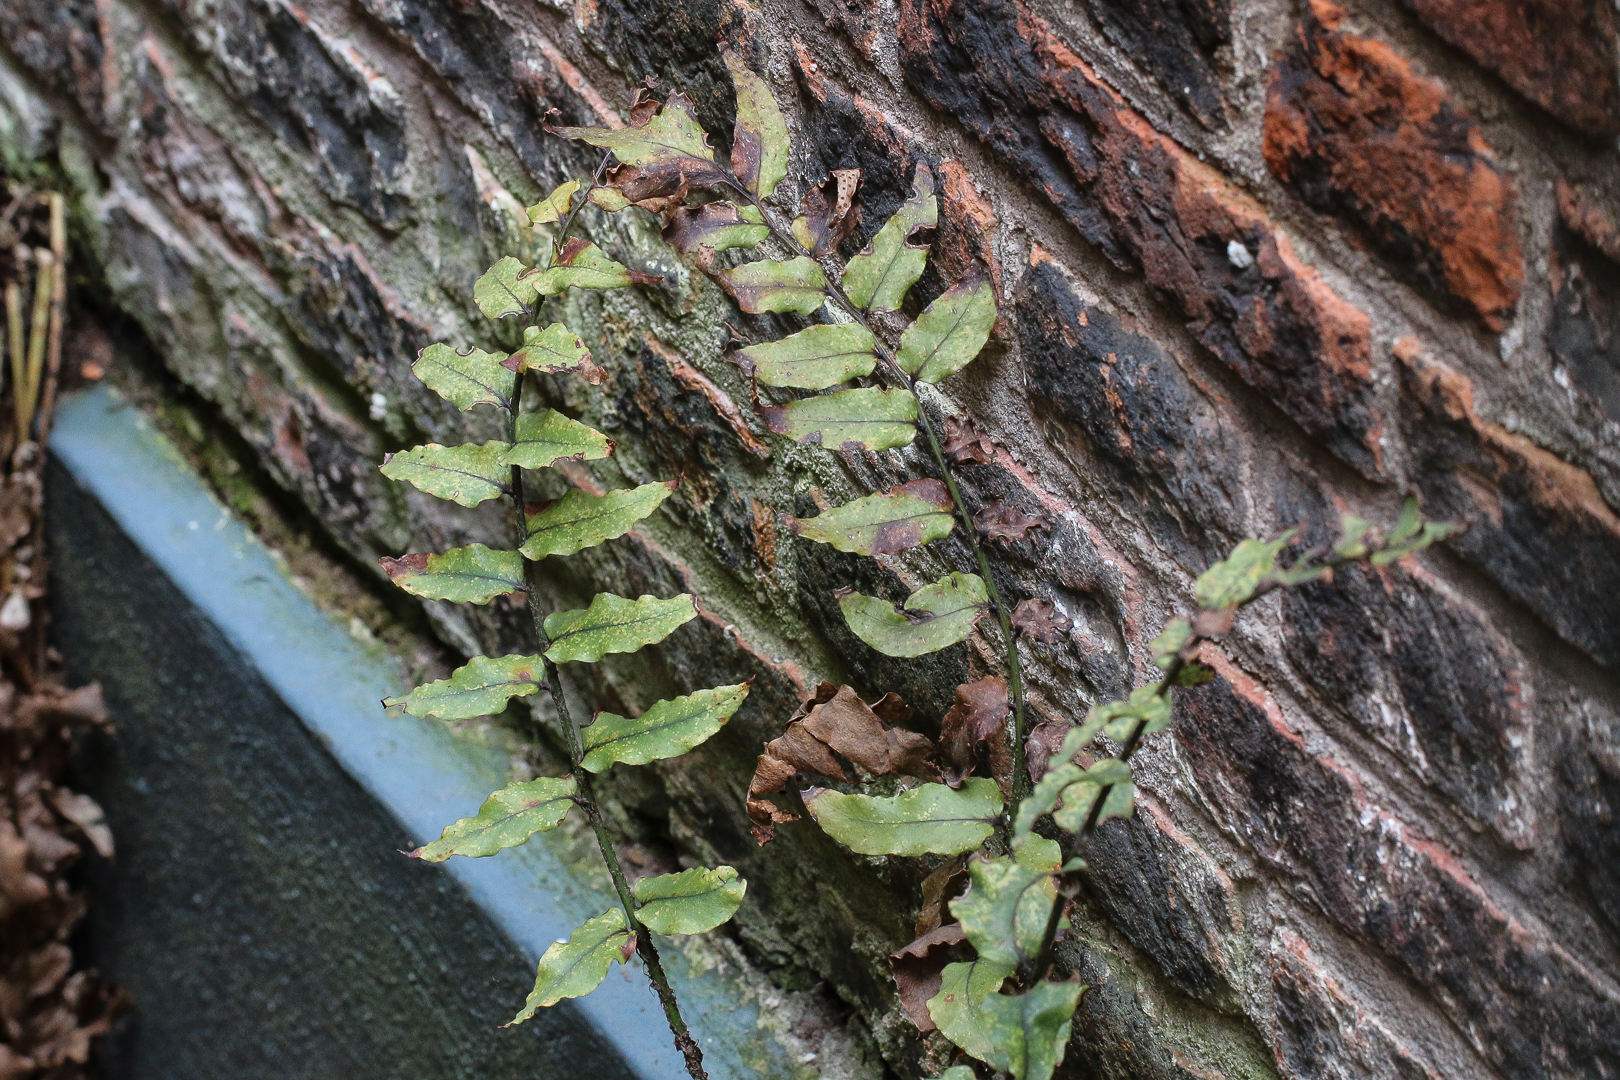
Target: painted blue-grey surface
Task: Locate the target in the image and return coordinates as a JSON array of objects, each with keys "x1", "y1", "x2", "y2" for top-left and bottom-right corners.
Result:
[{"x1": 51, "y1": 385, "x2": 774, "y2": 1080}]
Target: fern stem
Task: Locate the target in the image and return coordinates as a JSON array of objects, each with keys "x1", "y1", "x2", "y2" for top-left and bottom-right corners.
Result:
[
  {"x1": 735, "y1": 187, "x2": 1031, "y2": 805},
  {"x1": 507, "y1": 318, "x2": 709, "y2": 1080}
]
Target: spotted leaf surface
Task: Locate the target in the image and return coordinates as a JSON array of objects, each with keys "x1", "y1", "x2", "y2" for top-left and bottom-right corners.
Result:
[
  {"x1": 412, "y1": 344, "x2": 516, "y2": 411},
  {"x1": 504, "y1": 322, "x2": 604, "y2": 383},
  {"x1": 521, "y1": 481, "x2": 676, "y2": 559},
  {"x1": 735, "y1": 323, "x2": 877, "y2": 390},
  {"x1": 789, "y1": 480, "x2": 954, "y2": 555},
  {"x1": 543, "y1": 593, "x2": 698, "y2": 664},
  {"x1": 526, "y1": 180, "x2": 579, "y2": 224},
  {"x1": 838, "y1": 571, "x2": 989, "y2": 658},
  {"x1": 717, "y1": 257, "x2": 827, "y2": 315},
  {"x1": 976, "y1": 979, "x2": 1086, "y2": 1080},
  {"x1": 475, "y1": 256, "x2": 541, "y2": 319},
  {"x1": 897, "y1": 274, "x2": 997, "y2": 383},
  {"x1": 843, "y1": 166, "x2": 937, "y2": 312},
  {"x1": 664, "y1": 202, "x2": 769, "y2": 256},
  {"x1": 505, "y1": 409, "x2": 614, "y2": 470},
  {"x1": 508, "y1": 908, "x2": 634, "y2": 1023},
  {"x1": 533, "y1": 238, "x2": 658, "y2": 295},
  {"x1": 546, "y1": 94, "x2": 723, "y2": 184},
  {"x1": 722, "y1": 46, "x2": 789, "y2": 198},
  {"x1": 383, "y1": 653, "x2": 544, "y2": 720},
  {"x1": 757, "y1": 387, "x2": 917, "y2": 451},
  {"x1": 581, "y1": 682, "x2": 750, "y2": 772},
  {"x1": 927, "y1": 956, "x2": 1017, "y2": 1062},
  {"x1": 951, "y1": 836, "x2": 1063, "y2": 966},
  {"x1": 409, "y1": 777, "x2": 577, "y2": 862},
  {"x1": 632, "y1": 865, "x2": 747, "y2": 935},
  {"x1": 804, "y1": 777, "x2": 1002, "y2": 856},
  {"x1": 379, "y1": 545, "x2": 525, "y2": 605},
  {"x1": 1087, "y1": 686, "x2": 1172, "y2": 742},
  {"x1": 380, "y1": 442, "x2": 511, "y2": 507},
  {"x1": 1194, "y1": 532, "x2": 1295, "y2": 609}
]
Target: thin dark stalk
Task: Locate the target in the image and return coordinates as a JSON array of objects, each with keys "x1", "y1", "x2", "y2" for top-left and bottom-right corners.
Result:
[
  {"x1": 503, "y1": 188, "x2": 709, "y2": 1079},
  {"x1": 506, "y1": 375, "x2": 709, "y2": 1080},
  {"x1": 731, "y1": 185, "x2": 1030, "y2": 803}
]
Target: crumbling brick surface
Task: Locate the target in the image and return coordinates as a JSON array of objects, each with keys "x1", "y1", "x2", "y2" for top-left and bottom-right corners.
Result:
[{"x1": 3, "y1": 0, "x2": 1618, "y2": 1074}]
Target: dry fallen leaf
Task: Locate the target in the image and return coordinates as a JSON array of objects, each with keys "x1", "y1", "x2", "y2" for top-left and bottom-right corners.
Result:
[
  {"x1": 938, "y1": 676, "x2": 1009, "y2": 787},
  {"x1": 941, "y1": 415, "x2": 996, "y2": 464},
  {"x1": 1011, "y1": 598, "x2": 1072, "y2": 644},
  {"x1": 890, "y1": 923, "x2": 966, "y2": 1032},
  {"x1": 976, "y1": 499, "x2": 1049, "y2": 543}
]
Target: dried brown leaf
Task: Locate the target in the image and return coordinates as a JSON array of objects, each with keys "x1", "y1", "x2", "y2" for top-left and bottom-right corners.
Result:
[
  {"x1": 48, "y1": 791, "x2": 112, "y2": 859},
  {"x1": 797, "y1": 169, "x2": 861, "y2": 256},
  {"x1": 1025, "y1": 718, "x2": 1071, "y2": 782},
  {"x1": 941, "y1": 415, "x2": 996, "y2": 464},
  {"x1": 801, "y1": 686, "x2": 891, "y2": 774},
  {"x1": 976, "y1": 499, "x2": 1048, "y2": 542},
  {"x1": 938, "y1": 676, "x2": 1008, "y2": 786},
  {"x1": 890, "y1": 923, "x2": 966, "y2": 1032},
  {"x1": 915, "y1": 854, "x2": 968, "y2": 935},
  {"x1": 1011, "y1": 598, "x2": 1071, "y2": 644}
]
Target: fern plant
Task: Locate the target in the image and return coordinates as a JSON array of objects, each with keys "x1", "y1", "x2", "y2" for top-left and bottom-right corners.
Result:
[
  {"x1": 377, "y1": 161, "x2": 749, "y2": 1080},
  {"x1": 382, "y1": 43, "x2": 1463, "y2": 1080}
]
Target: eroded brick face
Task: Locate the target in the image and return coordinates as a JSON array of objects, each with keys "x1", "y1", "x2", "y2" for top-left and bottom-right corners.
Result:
[
  {"x1": 1264, "y1": 0, "x2": 1523, "y2": 331},
  {"x1": 6, "y1": 0, "x2": 1620, "y2": 1076}
]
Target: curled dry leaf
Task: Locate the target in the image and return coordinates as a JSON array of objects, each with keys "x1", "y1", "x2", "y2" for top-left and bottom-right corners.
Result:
[
  {"x1": 745, "y1": 683, "x2": 938, "y2": 845},
  {"x1": 941, "y1": 415, "x2": 996, "y2": 464},
  {"x1": 938, "y1": 676, "x2": 1009, "y2": 788},
  {"x1": 975, "y1": 499, "x2": 1049, "y2": 543},
  {"x1": 794, "y1": 169, "x2": 861, "y2": 256},
  {"x1": 915, "y1": 854, "x2": 969, "y2": 936},
  {"x1": 1010, "y1": 598, "x2": 1072, "y2": 644},
  {"x1": 890, "y1": 923, "x2": 967, "y2": 1032}
]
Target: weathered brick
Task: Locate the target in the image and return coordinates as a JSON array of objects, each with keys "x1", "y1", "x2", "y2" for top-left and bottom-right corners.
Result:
[
  {"x1": 1269, "y1": 929, "x2": 1444, "y2": 1080},
  {"x1": 899, "y1": 0, "x2": 1384, "y2": 476},
  {"x1": 1087, "y1": 0, "x2": 1231, "y2": 129},
  {"x1": 1264, "y1": 0, "x2": 1523, "y2": 332},
  {"x1": 1397, "y1": 0, "x2": 1620, "y2": 138},
  {"x1": 1016, "y1": 257, "x2": 1247, "y2": 550},
  {"x1": 1396, "y1": 341, "x2": 1620, "y2": 670},
  {"x1": 1555, "y1": 697, "x2": 1620, "y2": 944},
  {"x1": 1550, "y1": 188, "x2": 1620, "y2": 424},
  {"x1": 1175, "y1": 653, "x2": 1620, "y2": 1080},
  {"x1": 1278, "y1": 550, "x2": 1535, "y2": 848}
]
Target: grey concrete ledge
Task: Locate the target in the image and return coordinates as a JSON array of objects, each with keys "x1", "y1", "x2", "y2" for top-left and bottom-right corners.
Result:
[{"x1": 50, "y1": 385, "x2": 791, "y2": 1080}]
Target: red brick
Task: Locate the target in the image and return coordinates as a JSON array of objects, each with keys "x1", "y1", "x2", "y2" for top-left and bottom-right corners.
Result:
[
  {"x1": 1399, "y1": 0, "x2": 1620, "y2": 138},
  {"x1": 899, "y1": 0, "x2": 1384, "y2": 477},
  {"x1": 1264, "y1": 0, "x2": 1523, "y2": 332}
]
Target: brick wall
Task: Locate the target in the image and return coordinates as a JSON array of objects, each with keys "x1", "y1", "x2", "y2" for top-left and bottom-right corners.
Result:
[{"x1": 1, "y1": 0, "x2": 1616, "y2": 1076}]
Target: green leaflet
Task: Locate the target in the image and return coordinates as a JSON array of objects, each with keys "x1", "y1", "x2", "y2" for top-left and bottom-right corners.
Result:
[
  {"x1": 804, "y1": 777, "x2": 1003, "y2": 856},
  {"x1": 543, "y1": 593, "x2": 698, "y2": 664},
  {"x1": 506, "y1": 409, "x2": 614, "y2": 470},
  {"x1": 532, "y1": 239, "x2": 653, "y2": 295},
  {"x1": 843, "y1": 167, "x2": 937, "y2": 312},
  {"x1": 1194, "y1": 532, "x2": 1295, "y2": 609},
  {"x1": 757, "y1": 387, "x2": 918, "y2": 452},
  {"x1": 717, "y1": 257, "x2": 828, "y2": 315},
  {"x1": 508, "y1": 908, "x2": 634, "y2": 1023},
  {"x1": 506, "y1": 322, "x2": 601, "y2": 381},
  {"x1": 789, "y1": 479, "x2": 954, "y2": 556},
  {"x1": 383, "y1": 653, "x2": 544, "y2": 720},
  {"x1": 1087, "y1": 685, "x2": 1172, "y2": 742},
  {"x1": 941, "y1": 1068, "x2": 977, "y2": 1080},
  {"x1": 412, "y1": 343, "x2": 516, "y2": 411},
  {"x1": 380, "y1": 442, "x2": 511, "y2": 507},
  {"x1": 735, "y1": 323, "x2": 877, "y2": 390},
  {"x1": 1370, "y1": 497, "x2": 1462, "y2": 565},
  {"x1": 1333, "y1": 512, "x2": 1372, "y2": 560},
  {"x1": 546, "y1": 93, "x2": 722, "y2": 180},
  {"x1": 928, "y1": 956, "x2": 1016, "y2": 1062},
  {"x1": 380, "y1": 545, "x2": 525, "y2": 605},
  {"x1": 721, "y1": 45, "x2": 789, "y2": 199},
  {"x1": 897, "y1": 274, "x2": 997, "y2": 383},
  {"x1": 521, "y1": 481, "x2": 677, "y2": 559},
  {"x1": 839, "y1": 571, "x2": 989, "y2": 658},
  {"x1": 589, "y1": 187, "x2": 632, "y2": 212},
  {"x1": 581, "y1": 682, "x2": 750, "y2": 772},
  {"x1": 1151, "y1": 618, "x2": 1192, "y2": 670},
  {"x1": 951, "y1": 835, "x2": 1063, "y2": 966},
  {"x1": 1015, "y1": 758, "x2": 1133, "y2": 838},
  {"x1": 977, "y1": 979, "x2": 1087, "y2": 1080},
  {"x1": 632, "y1": 865, "x2": 747, "y2": 935},
  {"x1": 527, "y1": 179, "x2": 579, "y2": 224},
  {"x1": 664, "y1": 202, "x2": 770, "y2": 255},
  {"x1": 409, "y1": 777, "x2": 577, "y2": 862},
  {"x1": 475, "y1": 256, "x2": 541, "y2": 319}
]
